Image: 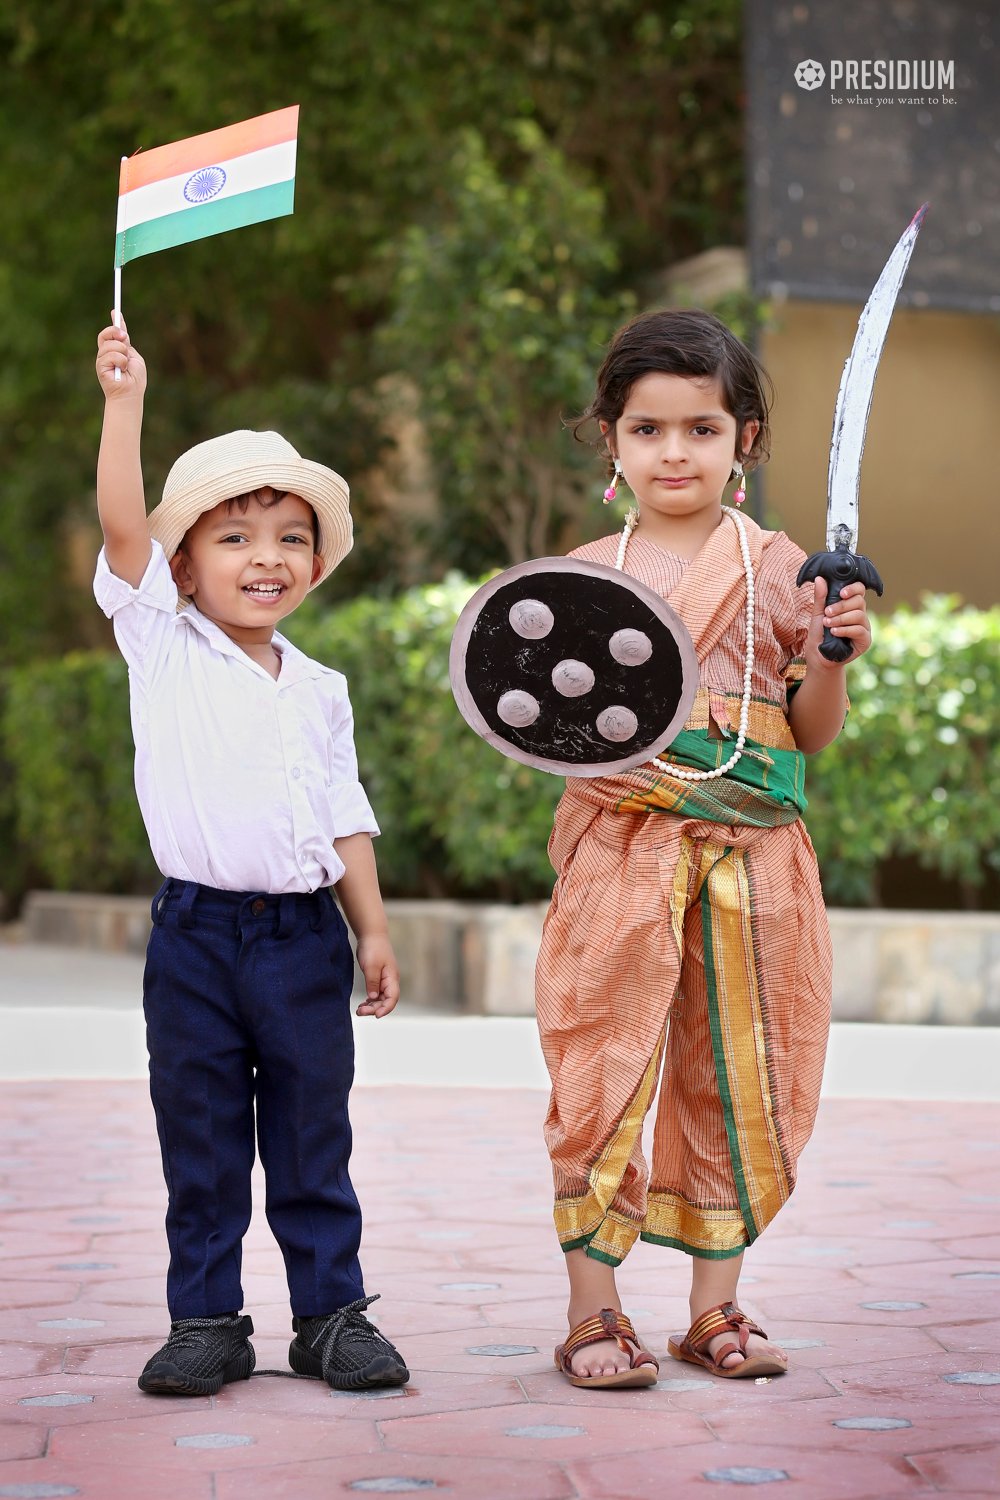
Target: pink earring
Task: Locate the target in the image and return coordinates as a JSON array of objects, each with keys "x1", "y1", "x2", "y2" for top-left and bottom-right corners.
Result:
[
  {"x1": 732, "y1": 461, "x2": 747, "y2": 507},
  {"x1": 603, "y1": 460, "x2": 624, "y2": 504}
]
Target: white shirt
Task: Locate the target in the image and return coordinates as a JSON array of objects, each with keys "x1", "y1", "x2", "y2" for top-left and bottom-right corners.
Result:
[{"x1": 94, "y1": 541, "x2": 378, "y2": 894}]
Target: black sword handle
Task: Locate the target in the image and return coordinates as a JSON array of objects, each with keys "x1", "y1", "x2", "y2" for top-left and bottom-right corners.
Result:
[{"x1": 796, "y1": 544, "x2": 884, "y2": 664}]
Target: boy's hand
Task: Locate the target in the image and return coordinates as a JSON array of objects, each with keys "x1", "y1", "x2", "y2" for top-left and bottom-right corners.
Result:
[
  {"x1": 96, "y1": 320, "x2": 147, "y2": 400},
  {"x1": 355, "y1": 933, "x2": 400, "y2": 1019},
  {"x1": 804, "y1": 577, "x2": 873, "y2": 667}
]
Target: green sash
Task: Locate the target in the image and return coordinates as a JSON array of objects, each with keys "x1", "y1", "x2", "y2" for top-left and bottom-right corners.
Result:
[{"x1": 612, "y1": 729, "x2": 806, "y2": 828}]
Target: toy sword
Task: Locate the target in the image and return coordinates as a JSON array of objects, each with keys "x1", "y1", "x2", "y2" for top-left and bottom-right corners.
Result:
[{"x1": 797, "y1": 203, "x2": 928, "y2": 662}]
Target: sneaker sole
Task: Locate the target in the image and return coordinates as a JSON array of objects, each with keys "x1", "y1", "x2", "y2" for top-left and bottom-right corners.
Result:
[
  {"x1": 288, "y1": 1340, "x2": 410, "y2": 1390},
  {"x1": 138, "y1": 1346, "x2": 255, "y2": 1396}
]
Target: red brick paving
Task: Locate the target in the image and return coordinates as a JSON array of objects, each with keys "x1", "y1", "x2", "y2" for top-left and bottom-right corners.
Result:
[{"x1": 1, "y1": 1082, "x2": 998, "y2": 1498}]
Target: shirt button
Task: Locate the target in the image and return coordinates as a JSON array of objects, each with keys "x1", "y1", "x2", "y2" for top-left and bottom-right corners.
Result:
[
  {"x1": 292, "y1": 766, "x2": 301, "y2": 779},
  {"x1": 251, "y1": 899, "x2": 266, "y2": 915}
]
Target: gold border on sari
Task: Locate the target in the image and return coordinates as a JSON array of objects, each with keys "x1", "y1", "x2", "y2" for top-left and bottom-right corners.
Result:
[
  {"x1": 552, "y1": 1035, "x2": 665, "y2": 1264},
  {"x1": 642, "y1": 1190, "x2": 750, "y2": 1258},
  {"x1": 700, "y1": 845, "x2": 791, "y2": 1241}
]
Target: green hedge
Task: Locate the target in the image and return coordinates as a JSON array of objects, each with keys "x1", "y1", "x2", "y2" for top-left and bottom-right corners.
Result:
[
  {"x1": 2, "y1": 590, "x2": 997, "y2": 911},
  {"x1": 288, "y1": 579, "x2": 562, "y2": 899},
  {"x1": 796, "y1": 595, "x2": 1000, "y2": 905},
  {"x1": 1, "y1": 652, "x2": 157, "y2": 911}
]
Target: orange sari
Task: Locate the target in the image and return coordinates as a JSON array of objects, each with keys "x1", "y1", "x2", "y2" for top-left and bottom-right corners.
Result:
[{"x1": 535, "y1": 513, "x2": 832, "y2": 1261}]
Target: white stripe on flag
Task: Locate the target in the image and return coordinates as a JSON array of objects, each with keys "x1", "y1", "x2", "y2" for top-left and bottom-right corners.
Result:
[{"x1": 117, "y1": 139, "x2": 297, "y2": 232}]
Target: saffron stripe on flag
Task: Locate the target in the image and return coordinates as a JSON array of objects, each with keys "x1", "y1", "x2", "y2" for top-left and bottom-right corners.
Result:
[
  {"x1": 115, "y1": 180, "x2": 295, "y2": 265},
  {"x1": 117, "y1": 140, "x2": 297, "y2": 232},
  {"x1": 119, "y1": 106, "x2": 299, "y2": 194}
]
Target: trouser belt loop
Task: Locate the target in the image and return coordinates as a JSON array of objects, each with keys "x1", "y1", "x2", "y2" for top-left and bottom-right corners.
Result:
[
  {"x1": 276, "y1": 893, "x2": 298, "y2": 940},
  {"x1": 177, "y1": 881, "x2": 198, "y2": 930}
]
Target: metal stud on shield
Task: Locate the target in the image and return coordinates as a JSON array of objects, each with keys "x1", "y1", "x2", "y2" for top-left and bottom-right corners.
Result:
[{"x1": 449, "y1": 557, "x2": 699, "y2": 777}]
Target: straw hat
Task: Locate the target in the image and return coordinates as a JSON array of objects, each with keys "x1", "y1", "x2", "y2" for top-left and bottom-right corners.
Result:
[{"x1": 147, "y1": 429, "x2": 353, "y2": 588}]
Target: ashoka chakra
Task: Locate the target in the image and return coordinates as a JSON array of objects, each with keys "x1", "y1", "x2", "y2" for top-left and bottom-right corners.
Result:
[{"x1": 184, "y1": 166, "x2": 227, "y2": 203}]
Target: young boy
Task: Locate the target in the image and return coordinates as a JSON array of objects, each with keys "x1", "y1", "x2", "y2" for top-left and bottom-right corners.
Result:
[{"x1": 94, "y1": 320, "x2": 409, "y2": 1397}]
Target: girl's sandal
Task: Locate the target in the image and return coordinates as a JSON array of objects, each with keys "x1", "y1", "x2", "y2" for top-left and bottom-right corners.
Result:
[
  {"x1": 667, "y1": 1301, "x2": 788, "y2": 1380},
  {"x1": 554, "y1": 1307, "x2": 659, "y2": 1389}
]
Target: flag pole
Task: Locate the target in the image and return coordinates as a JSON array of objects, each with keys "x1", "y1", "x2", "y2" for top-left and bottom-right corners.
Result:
[{"x1": 112, "y1": 157, "x2": 125, "y2": 382}]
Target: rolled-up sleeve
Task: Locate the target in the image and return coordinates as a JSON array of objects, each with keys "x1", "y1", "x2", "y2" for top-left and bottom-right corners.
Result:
[
  {"x1": 93, "y1": 542, "x2": 178, "y2": 679},
  {"x1": 327, "y1": 690, "x2": 380, "y2": 838}
]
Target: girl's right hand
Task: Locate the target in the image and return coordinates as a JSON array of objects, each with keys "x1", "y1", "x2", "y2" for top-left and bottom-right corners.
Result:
[{"x1": 96, "y1": 320, "x2": 146, "y2": 399}]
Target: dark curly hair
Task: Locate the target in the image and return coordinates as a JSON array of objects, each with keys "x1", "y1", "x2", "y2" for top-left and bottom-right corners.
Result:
[{"x1": 576, "y1": 308, "x2": 773, "y2": 474}]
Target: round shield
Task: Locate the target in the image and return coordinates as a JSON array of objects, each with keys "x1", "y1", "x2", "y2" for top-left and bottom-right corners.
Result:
[{"x1": 449, "y1": 557, "x2": 699, "y2": 776}]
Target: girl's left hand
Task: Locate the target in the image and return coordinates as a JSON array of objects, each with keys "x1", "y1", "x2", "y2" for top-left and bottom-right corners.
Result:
[{"x1": 805, "y1": 578, "x2": 873, "y2": 666}]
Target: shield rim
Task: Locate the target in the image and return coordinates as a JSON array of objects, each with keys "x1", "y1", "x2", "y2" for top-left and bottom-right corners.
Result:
[{"x1": 449, "y1": 555, "x2": 700, "y2": 777}]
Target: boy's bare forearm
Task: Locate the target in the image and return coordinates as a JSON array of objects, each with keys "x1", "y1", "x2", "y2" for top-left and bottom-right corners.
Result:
[
  {"x1": 95, "y1": 323, "x2": 151, "y2": 586},
  {"x1": 333, "y1": 833, "x2": 389, "y2": 939},
  {"x1": 334, "y1": 833, "x2": 400, "y2": 1017},
  {"x1": 98, "y1": 401, "x2": 147, "y2": 538}
]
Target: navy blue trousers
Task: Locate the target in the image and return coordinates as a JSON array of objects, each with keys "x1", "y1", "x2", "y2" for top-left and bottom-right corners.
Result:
[{"x1": 144, "y1": 878, "x2": 365, "y2": 1320}]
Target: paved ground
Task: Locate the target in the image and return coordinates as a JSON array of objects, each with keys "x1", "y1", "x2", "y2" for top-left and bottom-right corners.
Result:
[{"x1": 1, "y1": 946, "x2": 999, "y2": 1497}]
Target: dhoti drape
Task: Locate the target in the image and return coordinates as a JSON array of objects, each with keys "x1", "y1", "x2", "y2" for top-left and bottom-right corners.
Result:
[
  {"x1": 536, "y1": 791, "x2": 831, "y2": 1262},
  {"x1": 535, "y1": 510, "x2": 832, "y2": 1263}
]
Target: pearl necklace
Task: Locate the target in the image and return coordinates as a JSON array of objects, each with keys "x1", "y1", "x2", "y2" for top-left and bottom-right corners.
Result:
[{"x1": 614, "y1": 507, "x2": 755, "y2": 782}]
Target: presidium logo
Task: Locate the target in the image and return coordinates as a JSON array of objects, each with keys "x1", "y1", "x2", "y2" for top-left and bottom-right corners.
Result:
[
  {"x1": 794, "y1": 60, "x2": 825, "y2": 90},
  {"x1": 794, "y1": 57, "x2": 956, "y2": 99}
]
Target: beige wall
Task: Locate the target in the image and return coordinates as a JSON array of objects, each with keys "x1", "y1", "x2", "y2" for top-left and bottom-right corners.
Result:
[{"x1": 760, "y1": 302, "x2": 998, "y2": 611}]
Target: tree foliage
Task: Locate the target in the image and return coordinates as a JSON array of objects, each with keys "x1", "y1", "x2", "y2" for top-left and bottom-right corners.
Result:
[
  {"x1": 382, "y1": 124, "x2": 633, "y2": 566},
  {"x1": 0, "y1": 0, "x2": 744, "y2": 664}
]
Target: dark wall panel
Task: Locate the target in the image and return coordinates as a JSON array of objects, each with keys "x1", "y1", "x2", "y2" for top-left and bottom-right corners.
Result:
[{"x1": 745, "y1": 1, "x2": 998, "y2": 312}]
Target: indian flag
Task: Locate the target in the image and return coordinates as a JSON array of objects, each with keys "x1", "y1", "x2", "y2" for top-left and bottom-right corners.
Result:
[{"x1": 115, "y1": 106, "x2": 299, "y2": 266}]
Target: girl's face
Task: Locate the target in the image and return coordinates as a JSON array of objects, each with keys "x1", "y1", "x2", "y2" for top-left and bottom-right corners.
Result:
[{"x1": 605, "y1": 372, "x2": 758, "y2": 526}]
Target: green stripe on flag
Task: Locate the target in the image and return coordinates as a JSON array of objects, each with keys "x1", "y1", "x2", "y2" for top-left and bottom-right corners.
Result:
[{"x1": 116, "y1": 179, "x2": 295, "y2": 266}]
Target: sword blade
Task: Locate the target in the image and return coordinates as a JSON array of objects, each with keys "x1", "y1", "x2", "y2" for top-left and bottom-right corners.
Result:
[{"x1": 826, "y1": 203, "x2": 928, "y2": 552}]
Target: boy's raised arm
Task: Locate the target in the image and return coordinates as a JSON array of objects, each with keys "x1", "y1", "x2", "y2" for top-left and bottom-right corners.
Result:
[{"x1": 96, "y1": 321, "x2": 151, "y2": 587}]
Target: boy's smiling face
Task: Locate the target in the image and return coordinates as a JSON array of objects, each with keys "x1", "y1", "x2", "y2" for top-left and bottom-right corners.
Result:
[{"x1": 170, "y1": 488, "x2": 322, "y2": 642}]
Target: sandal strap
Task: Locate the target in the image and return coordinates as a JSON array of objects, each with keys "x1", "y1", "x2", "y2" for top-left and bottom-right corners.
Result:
[
  {"x1": 561, "y1": 1308, "x2": 658, "y2": 1372},
  {"x1": 686, "y1": 1301, "x2": 767, "y2": 1356},
  {"x1": 708, "y1": 1341, "x2": 740, "y2": 1366},
  {"x1": 563, "y1": 1308, "x2": 637, "y2": 1358}
]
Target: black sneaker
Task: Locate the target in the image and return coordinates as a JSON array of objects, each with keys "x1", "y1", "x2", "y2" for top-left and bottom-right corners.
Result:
[
  {"x1": 289, "y1": 1294, "x2": 409, "y2": 1390},
  {"x1": 138, "y1": 1313, "x2": 256, "y2": 1396}
]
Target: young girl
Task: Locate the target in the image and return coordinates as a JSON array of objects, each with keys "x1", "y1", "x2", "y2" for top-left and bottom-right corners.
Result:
[{"x1": 538, "y1": 308, "x2": 872, "y2": 1387}]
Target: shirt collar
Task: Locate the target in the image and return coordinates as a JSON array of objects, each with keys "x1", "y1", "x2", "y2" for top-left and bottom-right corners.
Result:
[{"x1": 179, "y1": 605, "x2": 331, "y2": 685}]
